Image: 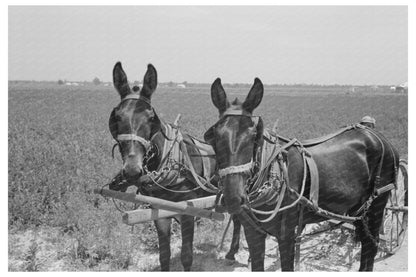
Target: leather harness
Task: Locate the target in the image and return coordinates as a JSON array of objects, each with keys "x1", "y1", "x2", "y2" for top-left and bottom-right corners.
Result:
[
  {"x1": 111, "y1": 94, "x2": 218, "y2": 194},
  {"x1": 213, "y1": 110, "x2": 397, "y2": 236}
]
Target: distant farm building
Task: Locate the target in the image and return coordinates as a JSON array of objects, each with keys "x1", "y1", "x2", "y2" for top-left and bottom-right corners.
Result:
[
  {"x1": 177, "y1": 84, "x2": 186, "y2": 88},
  {"x1": 65, "y1": 82, "x2": 80, "y2": 86},
  {"x1": 391, "y1": 82, "x2": 408, "y2": 93},
  {"x1": 348, "y1": 87, "x2": 356, "y2": 93}
]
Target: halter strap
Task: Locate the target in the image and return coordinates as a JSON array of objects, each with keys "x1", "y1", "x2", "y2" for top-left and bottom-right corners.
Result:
[
  {"x1": 115, "y1": 94, "x2": 153, "y2": 150},
  {"x1": 218, "y1": 160, "x2": 253, "y2": 178},
  {"x1": 214, "y1": 110, "x2": 260, "y2": 178},
  {"x1": 117, "y1": 134, "x2": 151, "y2": 150},
  {"x1": 120, "y1": 94, "x2": 151, "y2": 105}
]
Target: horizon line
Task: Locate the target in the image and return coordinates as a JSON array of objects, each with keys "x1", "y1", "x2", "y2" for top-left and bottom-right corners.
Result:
[{"x1": 8, "y1": 79, "x2": 406, "y2": 87}]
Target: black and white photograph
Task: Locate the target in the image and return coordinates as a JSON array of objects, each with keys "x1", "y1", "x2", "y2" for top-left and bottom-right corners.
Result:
[{"x1": 6, "y1": 3, "x2": 410, "y2": 272}]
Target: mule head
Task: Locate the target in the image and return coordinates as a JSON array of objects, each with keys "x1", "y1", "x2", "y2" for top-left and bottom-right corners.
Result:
[
  {"x1": 109, "y1": 62, "x2": 161, "y2": 180},
  {"x1": 205, "y1": 78, "x2": 264, "y2": 214}
]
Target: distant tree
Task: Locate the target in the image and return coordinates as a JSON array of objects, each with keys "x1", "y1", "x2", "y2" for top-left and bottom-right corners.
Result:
[
  {"x1": 93, "y1": 77, "x2": 101, "y2": 85},
  {"x1": 57, "y1": 79, "x2": 64, "y2": 85},
  {"x1": 167, "y1": 81, "x2": 175, "y2": 87}
]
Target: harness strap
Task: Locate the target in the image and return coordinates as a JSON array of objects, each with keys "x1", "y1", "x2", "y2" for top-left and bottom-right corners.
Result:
[
  {"x1": 218, "y1": 161, "x2": 253, "y2": 178},
  {"x1": 179, "y1": 139, "x2": 219, "y2": 193},
  {"x1": 362, "y1": 126, "x2": 388, "y2": 188},
  {"x1": 240, "y1": 207, "x2": 269, "y2": 235},
  {"x1": 117, "y1": 134, "x2": 151, "y2": 150},
  {"x1": 156, "y1": 123, "x2": 181, "y2": 171},
  {"x1": 189, "y1": 137, "x2": 213, "y2": 180},
  {"x1": 305, "y1": 154, "x2": 319, "y2": 206},
  {"x1": 121, "y1": 94, "x2": 151, "y2": 105},
  {"x1": 274, "y1": 124, "x2": 357, "y2": 147}
]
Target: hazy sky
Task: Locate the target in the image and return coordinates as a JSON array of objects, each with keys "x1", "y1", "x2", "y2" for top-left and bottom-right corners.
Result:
[{"x1": 9, "y1": 6, "x2": 407, "y2": 85}]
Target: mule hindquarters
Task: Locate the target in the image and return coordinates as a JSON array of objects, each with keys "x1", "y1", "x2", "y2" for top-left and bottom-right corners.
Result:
[
  {"x1": 286, "y1": 129, "x2": 398, "y2": 271},
  {"x1": 354, "y1": 131, "x2": 399, "y2": 271}
]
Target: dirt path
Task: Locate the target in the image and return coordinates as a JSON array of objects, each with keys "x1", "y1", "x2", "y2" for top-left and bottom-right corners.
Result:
[
  {"x1": 167, "y1": 228, "x2": 408, "y2": 271},
  {"x1": 9, "y1": 226, "x2": 407, "y2": 271}
]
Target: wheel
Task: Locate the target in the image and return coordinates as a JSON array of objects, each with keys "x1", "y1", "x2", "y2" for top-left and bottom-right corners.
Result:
[{"x1": 379, "y1": 159, "x2": 408, "y2": 254}]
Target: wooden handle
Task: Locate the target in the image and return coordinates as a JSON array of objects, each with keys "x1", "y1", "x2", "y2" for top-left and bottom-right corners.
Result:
[
  {"x1": 94, "y1": 189, "x2": 225, "y2": 222},
  {"x1": 173, "y1": 114, "x2": 181, "y2": 126}
]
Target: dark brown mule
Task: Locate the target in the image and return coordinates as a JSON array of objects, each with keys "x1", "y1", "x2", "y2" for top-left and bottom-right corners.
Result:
[
  {"x1": 108, "y1": 63, "x2": 242, "y2": 271},
  {"x1": 205, "y1": 78, "x2": 399, "y2": 271}
]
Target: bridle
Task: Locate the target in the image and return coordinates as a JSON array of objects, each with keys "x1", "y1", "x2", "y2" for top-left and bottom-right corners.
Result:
[
  {"x1": 211, "y1": 109, "x2": 262, "y2": 180},
  {"x1": 218, "y1": 160, "x2": 254, "y2": 178},
  {"x1": 110, "y1": 94, "x2": 163, "y2": 166}
]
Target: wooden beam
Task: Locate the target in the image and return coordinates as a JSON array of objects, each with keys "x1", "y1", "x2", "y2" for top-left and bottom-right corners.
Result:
[
  {"x1": 123, "y1": 195, "x2": 225, "y2": 224},
  {"x1": 93, "y1": 189, "x2": 224, "y2": 222},
  {"x1": 123, "y1": 209, "x2": 179, "y2": 225}
]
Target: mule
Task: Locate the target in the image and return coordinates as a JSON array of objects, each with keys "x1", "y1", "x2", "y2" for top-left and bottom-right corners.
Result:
[
  {"x1": 204, "y1": 77, "x2": 399, "y2": 271},
  {"x1": 107, "y1": 62, "x2": 242, "y2": 271}
]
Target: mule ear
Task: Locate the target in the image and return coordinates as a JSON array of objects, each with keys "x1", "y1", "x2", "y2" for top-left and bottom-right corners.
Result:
[
  {"x1": 113, "y1": 62, "x2": 131, "y2": 99},
  {"x1": 141, "y1": 64, "x2": 158, "y2": 99},
  {"x1": 243, "y1": 78, "x2": 263, "y2": 113},
  {"x1": 211, "y1": 78, "x2": 229, "y2": 115}
]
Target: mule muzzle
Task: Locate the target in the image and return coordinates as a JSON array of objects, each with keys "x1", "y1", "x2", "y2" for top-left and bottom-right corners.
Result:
[
  {"x1": 222, "y1": 174, "x2": 248, "y2": 214},
  {"x1": 123, "y1": 161, "x2": 144, "y2": 179},
  {"x1": 224, "y1": 195, "x2": 246, "y2": 214}
]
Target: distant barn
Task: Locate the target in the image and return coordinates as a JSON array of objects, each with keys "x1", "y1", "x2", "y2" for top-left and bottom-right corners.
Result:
[{"x1": 393, "y1": 82, "x2": 408, "y2": 93}]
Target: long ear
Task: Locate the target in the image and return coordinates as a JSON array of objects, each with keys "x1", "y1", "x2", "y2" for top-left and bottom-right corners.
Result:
[
  {"x1": 243, "y1": 78, "x2": 263, "y2": 113},
  {"x1": 211, "y1": 78, "x2": 229, "y2": 115},
  {"x1": 140, "y1": 64, "x2": 158, "y2": 99},
  {"x1": 113, "y1": 62, "x2": 131, "y2": 99}
]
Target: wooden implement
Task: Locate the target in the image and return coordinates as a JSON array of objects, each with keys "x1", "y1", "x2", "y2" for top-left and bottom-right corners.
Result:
[
  {"x1": 123, "y1": 209, "x2": 179, "y2": 225},
  {"x1": 123, "y1": 195, "x2": 223, "y2": 224},
  {"x1": 93, "y1": 189, "x2": 224, "y2": 222}
]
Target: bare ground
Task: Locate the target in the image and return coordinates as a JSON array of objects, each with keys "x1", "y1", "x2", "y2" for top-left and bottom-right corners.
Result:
[{"x1": 8, "y1": 222, "x2": 407, "y2": 272}]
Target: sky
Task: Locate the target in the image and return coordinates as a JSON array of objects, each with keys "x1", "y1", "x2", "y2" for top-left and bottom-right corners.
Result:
[{"x1": 8, "y1": 6, "x2": 408, "y2": 85}]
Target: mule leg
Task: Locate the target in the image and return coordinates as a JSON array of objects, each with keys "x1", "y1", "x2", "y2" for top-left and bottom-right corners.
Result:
[
  {"x1": 276, "y1": 212, "x2": 298, "y2": 271},
  {"x1": 241, "y1": 222, "x2": 266, "y2": 271},
  {"x1": 154, "y1": 218, "x2": 172, "y2": 271},
  {"x1": 225, "y1": 215, "x2": 242, "y2": 260},
  {"x1": 357, "y1": 193, "x2": 389, "y2": 271},
  {"x1": 179, "y1": 215, "x2": 195, "y2": 271}
]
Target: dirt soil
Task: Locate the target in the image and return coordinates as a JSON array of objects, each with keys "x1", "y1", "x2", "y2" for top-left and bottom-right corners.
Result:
[
  {"x1": 176, "y1": 226, "x2": 408, "y2": 272},
  {"x1": 9, "y1": 223, "x2": 407, "y2": 272}
]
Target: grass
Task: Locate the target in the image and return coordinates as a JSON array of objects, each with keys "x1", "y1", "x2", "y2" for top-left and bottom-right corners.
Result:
[{"x1": 8, "y1": 82, "x2": 407, "y2": 271}]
